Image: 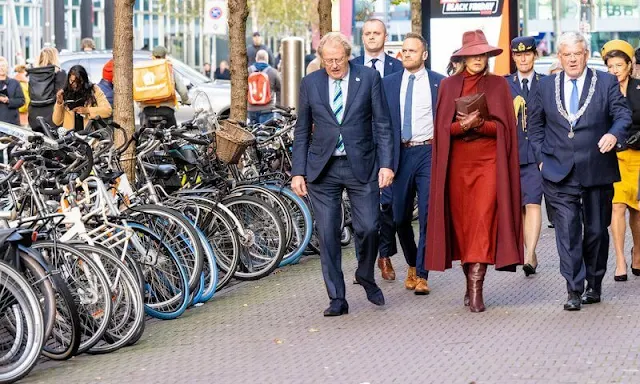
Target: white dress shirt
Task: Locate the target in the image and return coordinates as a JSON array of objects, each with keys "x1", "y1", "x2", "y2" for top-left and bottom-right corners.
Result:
[
  {"x1": 363, "y1": 52, "x2": 386, "y2": 78},
  {"x1": 563, "y1": 68, "x2": 588, "y2": 113},
  {"x1": 400, "y1": 68, "x2": 434, "y2": 142},
  {"x1": 329, "y1": 70, "x2": 350, "y2": 156}
]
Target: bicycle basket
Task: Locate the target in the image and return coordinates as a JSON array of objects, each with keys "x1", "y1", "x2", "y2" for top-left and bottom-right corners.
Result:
[{"x1": 214, "y1": 120, "x2": 255, "y2": 164}]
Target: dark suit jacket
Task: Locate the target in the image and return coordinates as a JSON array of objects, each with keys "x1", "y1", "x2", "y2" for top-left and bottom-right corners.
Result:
[
  {"x1": 528, "y1": 68, "x2": 632, "y2": 187},
  {"x1": 292, "y1": 63, "x2": 393, "y2": 184},
  {"x1": 506, "y1": 72, "x2": 544, "y2": 165},
  {"x1": 0, "y1": 78, "x2": 25, "y2": 126},
  {"x1": 626, "y1": 77, "x2": 640, "y2": 138},
  {"x1": 351, "y1": 54, "x2": 403, "y2": 77},
  {"x1": 382, "y1": 69, "x2": 445, "y2": 172}
]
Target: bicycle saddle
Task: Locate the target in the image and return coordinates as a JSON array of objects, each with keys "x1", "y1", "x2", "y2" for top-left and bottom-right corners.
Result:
[{"x1": 142, "y1": 162, "x2": 177, "y2": 180}]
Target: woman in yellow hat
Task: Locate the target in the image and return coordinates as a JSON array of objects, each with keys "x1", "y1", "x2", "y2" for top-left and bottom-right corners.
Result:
[{"x1": 601, "y1": 39, "x2": 640, "y2": 281}]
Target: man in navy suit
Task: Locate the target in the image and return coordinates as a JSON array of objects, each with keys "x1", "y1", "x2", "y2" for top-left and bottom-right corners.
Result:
[
  {"x1": 351, "y1": 18, "x2": 403, "y2": 281},
  {"x1": 506, "y1": 36, "x2": 545, "y2": 277},
  {"x1": 382, "y1": 33, "x2": 444, "y2": 295},
  {"x1": 291, "y1": 32, "x2": 394, "y2": 316},
  {"x1": 528, "y1": 32, "x2": 632, "y2": 311}
]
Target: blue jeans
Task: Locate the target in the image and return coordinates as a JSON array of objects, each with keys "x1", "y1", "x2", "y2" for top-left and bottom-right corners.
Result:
[{"x1": 247, "y1": 111, "x2": 275, "y2": 125}]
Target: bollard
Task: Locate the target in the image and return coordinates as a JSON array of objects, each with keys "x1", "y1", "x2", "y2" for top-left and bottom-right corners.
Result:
[{"x1": 280, "y1": 37, "x2": 305, "y2": 111}]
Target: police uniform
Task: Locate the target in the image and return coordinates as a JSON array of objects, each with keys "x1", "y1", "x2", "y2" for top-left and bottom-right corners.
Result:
[{"x1": 506, "y1": 36, "x2": 545, "y2": 206}]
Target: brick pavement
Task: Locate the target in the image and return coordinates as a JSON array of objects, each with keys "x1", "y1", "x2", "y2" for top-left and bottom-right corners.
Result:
[{"x1": 23, "y1": 219, "x2": 640, "y2": 384}]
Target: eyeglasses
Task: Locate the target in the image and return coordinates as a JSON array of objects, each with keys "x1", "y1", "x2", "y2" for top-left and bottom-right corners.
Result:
[
  {"x1": 561, "y1": 51, "x2": 585, "y2": 59},
  {"x1": 322, "y1": 57, "x2": 346, "y2": 66}
]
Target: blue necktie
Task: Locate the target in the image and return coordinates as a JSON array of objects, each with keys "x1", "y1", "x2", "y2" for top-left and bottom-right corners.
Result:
[
  {"x1": 402, "y1": 74, "x2": 415, "y2": 141},
  {"x1": 569, "y1": 79, "x2": 579, "y2": 115},
  {"x1": 370, "y1": 58, "x2": 379, "y2": 72},
  {"x1": 333, "y1": 79, "x2": 345, "y2": 152}
]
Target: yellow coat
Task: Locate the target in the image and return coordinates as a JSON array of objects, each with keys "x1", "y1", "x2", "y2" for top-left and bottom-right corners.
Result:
[{"x1": 52, "y1": 85, "x2": 112, "y2": 130}]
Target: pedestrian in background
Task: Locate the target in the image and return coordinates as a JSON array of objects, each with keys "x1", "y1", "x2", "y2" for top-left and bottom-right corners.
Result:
[
  {"x1": 382, "y1": 33, "x2": 444, "y2": 294},
  {"x1": 351, "y1": 18, "x2": 403, "y2": 282},
  {"x1": 0, "y1": 56, "x2": 25, "y2": 126},
  {"x1": 599, "y1": 40, "x2": 640, "y2": 282},
  {"x1": 528, "y1": 32, "x2": 631, "y2": 311},
  {"x1": 214, "y1": 60, "x2": 230, "y2": 80},
  {"x1": 81, "y1": 38, "x2": 96, "y2": 52},
  {"x1": 291, "y1": 32, "x2": 394, "y2": 316},
  {"x1": 13, "y1": 64, "x2": 30, "y2": 126},
  {"x1": 97, "y1": 59, "x2": 114, "y2": 107},
  {"x1": 446, "y1": 50, "x2": 463, "y2": 76},
  {"x1": 247, "y1": 32, "x2": 274, "y2": 67},
  {"x1": 27, "y1": 47, "x2": 67, "y2": 131},
  {"x1": 507, "y1": 36, "x2": 545, "y2": 277},
  {"x1": 203, "y1": 62, "x2": 212, "y2": 78},
  {"x1": 53, "y1": 65, "x2": 111, "y2": 131},
  {"x1": 247, "y1": 50, "x2": 281, "y2": 125},
  {"x1": 427, "y1": 30, "x2": 523, "y2": 313},
  {"x1": 634, "y1": 48, "x2": 640, "y2": 79}
]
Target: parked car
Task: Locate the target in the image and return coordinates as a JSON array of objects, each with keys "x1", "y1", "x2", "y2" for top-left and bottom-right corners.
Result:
[
  {"x1": 59, "y1": 50, "x2": 231, "y2": 124},
  {"x1": 534, "y1": 56, "x2": 608, "y2": 75}
]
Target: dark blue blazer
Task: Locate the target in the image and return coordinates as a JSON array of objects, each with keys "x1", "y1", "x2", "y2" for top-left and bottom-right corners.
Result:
[
  {"x1": 292, "y1": 63, "x2": 393, "y2": 184},
  {"x1": 528, "y1": 68, "x2": 632, "y2": 187},
  {"x1": 351, "y1": 54, "x2": 403, "y2": 77},
  {"x1": 0, "y1": 78, "x2": 25, "y2": 126},
  {"x1": 382, "y1": 69, "x2": 445, "y2": 172},
  {"x1": 506, "y1": 72, "x2": 543, "y2": 165}
]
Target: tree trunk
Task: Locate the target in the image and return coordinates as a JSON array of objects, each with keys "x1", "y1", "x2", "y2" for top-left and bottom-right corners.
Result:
[
  {"x1": 228, "y1": 0, "x2": 249, "y2": 122},
  {"x1": 113, "y1": 0, "x2": 136, "y2": 179},
  {"x1": 317, "y1": 0, "x2": 332, "y2": 38},
  {"x1": 410, "y1": 0, "x2": 422, "y2": 34}
]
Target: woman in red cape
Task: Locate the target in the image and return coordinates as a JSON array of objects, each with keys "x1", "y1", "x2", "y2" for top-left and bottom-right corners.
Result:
[{"x1": 425, "y1": 30, "x2": 523, "y2": 312}]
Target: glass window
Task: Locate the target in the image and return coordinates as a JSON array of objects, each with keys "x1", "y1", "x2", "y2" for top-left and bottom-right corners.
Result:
[
  {"x1": 23, "y1": 6, "x2": 29, "y2": 26},
  {"x1": 0, "y1": 6, "x2": 4, "y2": 25},
  {"x1": 14, "y1": 6, "x2": 20, "y2": 26},
  {"x1": 143, "y1": 0, "x2": 149, "y2": 11},
  {"x1": 72, "y1": 10, "x2": 77, "y2": 28},
  {"x1": 72, "y1": 0, "x2": 80, "y2": 6}
]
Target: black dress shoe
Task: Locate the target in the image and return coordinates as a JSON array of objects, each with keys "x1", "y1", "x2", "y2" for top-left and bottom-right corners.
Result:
[
  {"x1": 581, "y1": 288, "x2": 601, "y2": 304},
  {"x1": 631, "y1": 247, "x2": 640, "y2": 276},
  {"x1": 323, "y1": 302, "x2": 349, "y2": 317},
  {"x1": 523, "y1": 263, "x2": 537, "y2": 277},
  {"x1": 614, "y1": 274, "x2": 628, "y2": 281},
  {"x1": 564, "y1": 292, "x2": 582, "y2": 311},
  {"x1": 548, "y1": 223, "x2": 555, "y2": 228},
  {"x1": 366, "y1": 288, "x2": 385, "y2": 306}
]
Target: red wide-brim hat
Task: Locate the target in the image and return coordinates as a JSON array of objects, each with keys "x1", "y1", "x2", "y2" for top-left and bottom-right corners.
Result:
[{"x1": 451, "y1": 30, "x2": 503, "y2": 58}]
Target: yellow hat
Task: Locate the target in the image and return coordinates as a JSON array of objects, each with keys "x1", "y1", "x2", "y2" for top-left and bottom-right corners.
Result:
[{"x1": 601, "y1": 40, "x2": 635, "y2": 62}]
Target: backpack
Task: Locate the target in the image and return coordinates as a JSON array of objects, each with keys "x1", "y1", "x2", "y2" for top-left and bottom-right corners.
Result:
[
  {"x1": 26, "y1": 65, "x2": 57, "y2": 107},
  {"x1": 18, "y1": 81, "x2": 30, "y2": 114},
  {"x1": 133, "y1": 59, "x2": 176, "y2": 104},
  {"x1": 247, "y1": 67, "x2": 272, "y2": 105}
]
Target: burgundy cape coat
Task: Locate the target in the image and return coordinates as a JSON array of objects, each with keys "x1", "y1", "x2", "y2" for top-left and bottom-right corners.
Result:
[{"x1": 425, "y1": 73, "x2": 524, "y2": 272}]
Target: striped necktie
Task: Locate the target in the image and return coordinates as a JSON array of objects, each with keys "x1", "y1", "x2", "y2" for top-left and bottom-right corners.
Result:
[{"x1": 333, "y1": 79, "x2": 345, "y2": 152}]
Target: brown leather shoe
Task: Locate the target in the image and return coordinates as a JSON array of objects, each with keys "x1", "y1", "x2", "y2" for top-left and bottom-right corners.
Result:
[
  {"x1": 404, "y1": 267, "x2": 418, "y2": 290},
  {"x1": 463, "y1": 264, "x2": 470, "y2": 306},
  {"x1": 414, "y1": 278, "x2": 430, "y2": 295},
  {"x1": 378, "y1": 257, "x2": 396, "y2": 281}
]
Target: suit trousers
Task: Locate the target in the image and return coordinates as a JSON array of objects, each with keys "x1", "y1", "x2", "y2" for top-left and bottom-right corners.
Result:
[
  {"x1": 378, "y1": 186, "x2": 398, "y2": 258},
  {"x1": 542, "y1": 168, "x2": 614, "y2": 294},
  {"x1": 308, "y1": 156, "x2": 380, "y2": 304},
  {"x1": 392, "y1": 145, "x2": 432, "y2": 279}
]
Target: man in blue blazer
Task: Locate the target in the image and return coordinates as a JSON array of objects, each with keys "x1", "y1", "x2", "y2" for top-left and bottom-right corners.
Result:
[
  {"x1": 291, "y1": 32, "x2": 394, "y2": 316},
  {"x1": 506, "y1": 36, "x2": 545, "y2": 277},
  {"x1": 382, "y1": 33, "x2": 444, "y2": 295},
  {"x1": 351, "y1": 18, "x2": 403, "y2": 281},
  {"x1": 528, "y1": 32, "x2": 632, "y2": 311}
]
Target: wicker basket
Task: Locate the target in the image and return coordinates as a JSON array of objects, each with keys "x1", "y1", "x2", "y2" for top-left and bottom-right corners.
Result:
[{"x1": 215, "y1": 120, "x2": 256, "y2": 164}]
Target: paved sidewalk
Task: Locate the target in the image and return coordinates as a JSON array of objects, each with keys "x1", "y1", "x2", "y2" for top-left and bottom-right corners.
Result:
[{"x1": 24, "y1": 222, "x2": 640, "y2": 384}]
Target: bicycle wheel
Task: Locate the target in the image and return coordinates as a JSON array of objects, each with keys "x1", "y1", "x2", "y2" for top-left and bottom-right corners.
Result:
[
  {"x1": 127, "y1": 205, "x2": 204, "y2": 294},
  {"x1": 70, "y1": 243, "x2": 145, "y2": 354},
  {"x1": 18, "y1": 252, "x2": 56, "y2": 341},
  {"x1": 20, "y1": 242, "x2": 81, "y2": 360},
  {"x1": 170, "y1": 196, "x2": 239, "y2": 293},
  {"x1": 222, "y1": 195, "x2": 286, "y2": 280},
  {"x1": 32, "y1": 241, "x2": 113, "y2": 354},
  {"x1": 0, "y1": 261, "x2": 45, "y2": 384},
  {"x1": 261, "y1": 185, "x2": 313, "y2": 267},
  {"x1": 125, "y1": 222, "x2": 190, "y2": 320}
]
